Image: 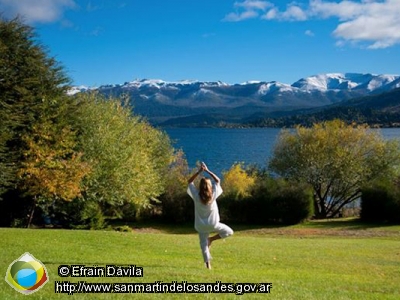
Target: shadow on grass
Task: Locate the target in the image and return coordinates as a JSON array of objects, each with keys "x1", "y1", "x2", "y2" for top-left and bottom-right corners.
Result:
[
  {"x1": 303, "y1": 217, "x2": 398, "y2": 230},
  {"x1": 110, "y1": 220, "x2": 195, "y2": 234},
  {"x1": 109, "y1": 218, "x2": 400, "y2": 235},
  {"x1": 42, "y1": 261, "x2": 165, "y2": 268}
]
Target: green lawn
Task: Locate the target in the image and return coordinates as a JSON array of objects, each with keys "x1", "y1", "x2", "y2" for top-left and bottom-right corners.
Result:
[{"x1": 1, "y1": 220, "x2": 399, "y2": 299}]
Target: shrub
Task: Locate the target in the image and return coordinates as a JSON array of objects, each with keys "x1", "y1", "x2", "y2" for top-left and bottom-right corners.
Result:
[
  {"x1": 269, "y1": 179, "x2": 314, "y2": 224},
  {"x1": 157, "y1": 150, "x2": 194, "y2": 223},
  {"x1": 219, "y1": 173, "x2": 314, "y2": 225},
  {"x1": 361, "y1": 179, "x2": 400, "y2": 223},
  {"x1": 222, "y1": 163, "x2": 256, "y2": 200},
  {"x1": 113, "y1": 225, "x2": 132, "y2": 232}
]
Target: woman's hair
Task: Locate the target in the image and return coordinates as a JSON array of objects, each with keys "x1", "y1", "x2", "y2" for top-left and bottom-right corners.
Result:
[{"x1": 199, "y1": 177, "x2": 213, "y2": 205}]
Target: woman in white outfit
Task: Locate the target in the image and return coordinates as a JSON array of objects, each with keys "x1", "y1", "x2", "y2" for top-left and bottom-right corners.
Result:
[{"x1": 187, "y1": 162, "x2": 233, "y2": 269}]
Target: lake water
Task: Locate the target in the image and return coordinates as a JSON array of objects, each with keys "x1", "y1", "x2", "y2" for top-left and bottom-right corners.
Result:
[{"x1": 164, "y1": 127, "x2": 400, "y2": 177}]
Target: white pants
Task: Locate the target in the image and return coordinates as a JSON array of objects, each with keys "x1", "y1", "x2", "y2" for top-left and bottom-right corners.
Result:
[{"x1": 198, "y1": 223, "x2": 233, "y2": 263}]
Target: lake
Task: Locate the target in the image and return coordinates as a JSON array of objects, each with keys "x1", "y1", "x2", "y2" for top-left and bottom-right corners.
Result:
[{"x1": 164, "y1": 127, "x2": 400, "y2": 177}]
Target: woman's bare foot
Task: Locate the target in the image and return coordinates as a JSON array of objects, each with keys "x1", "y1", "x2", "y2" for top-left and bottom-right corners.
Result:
[{"x1": 205, "y1": 261, "x2": 211, "y2": 269}]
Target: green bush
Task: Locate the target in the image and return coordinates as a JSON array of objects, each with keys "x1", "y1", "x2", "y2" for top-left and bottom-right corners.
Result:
[
  {"x1": 270, "y1": 180, "x2": 314, "y2": 224},
  {"x1": 361, "y1": 179, "x2": 400, "y2": 223},
  {"x1": 159, "y1": 193, "x2": 194, "y2": 223},
  {"x1": 219, "y1": 175, "x2": 313, "y2": 225},
  {"x1": 154, "y1": 150, "x2": 194, "y2": 223}
]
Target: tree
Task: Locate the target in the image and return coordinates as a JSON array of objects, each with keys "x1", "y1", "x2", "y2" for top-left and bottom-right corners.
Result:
[
  {"x1": 0, "y1": 17, "x2": 70, "y2": 198},
  {"x1": 0, "y1": 17, "x2": 74, "y2": 226},
  {"x1": 69, "y1": 93, "x2": 173, "y2": 226},
  {"x1": 222, "y1": 163, "x2": 256, "y2": 200},
  {"x1": 269, "y1": 120, "x2": 400, "y2": 218},
  {"x1": 0, "y1": 105, "x2": 13, "y2": 198},
  {"x1": 157, "y1": 150, "x2": 193, "y2": 223},
  {"x1": 19, "y1": 120, "x2": 91, "y2": 200},
  {"x1": 18, "y1": 115, "x2": 91, "y2": 227},
  {"x1": 0, "y1": 18, "x2": 175, "y2": 228}
]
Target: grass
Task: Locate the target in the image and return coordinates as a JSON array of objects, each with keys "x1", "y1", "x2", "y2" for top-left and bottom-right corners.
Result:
[{"x1": 1, "y1": 219, "x2": 399, "y2": 299}]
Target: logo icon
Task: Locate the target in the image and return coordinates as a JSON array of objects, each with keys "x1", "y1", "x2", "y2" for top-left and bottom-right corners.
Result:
[{"x1": 5, "y1": 252, "x2": 48, "y2": 295}]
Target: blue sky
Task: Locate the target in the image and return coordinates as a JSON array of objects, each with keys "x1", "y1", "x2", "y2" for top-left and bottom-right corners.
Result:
[{"x1": 1, "y1": 0, "x2": 399, "y2": 86}]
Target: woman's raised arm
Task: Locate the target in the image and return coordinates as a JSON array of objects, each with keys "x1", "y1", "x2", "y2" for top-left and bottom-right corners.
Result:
[{"x1": 201, "y1": 162, "x2": 220, "y2": 184}]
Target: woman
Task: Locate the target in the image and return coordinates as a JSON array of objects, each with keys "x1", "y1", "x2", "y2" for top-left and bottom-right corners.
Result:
[{"x1": 187, "y1": 162, "x2": 233, "y2": 269}]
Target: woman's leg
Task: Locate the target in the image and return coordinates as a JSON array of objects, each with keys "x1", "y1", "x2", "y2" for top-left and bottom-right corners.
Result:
[
  {"x1": 207, "y1": 234, "x2": 221, "y2": 248},
  {"x1": 198, "y1": 232, "x2": 212, "y2": 268},
  {"x1": 209, "y1": 223, "x2": 233, "y2": 247}
]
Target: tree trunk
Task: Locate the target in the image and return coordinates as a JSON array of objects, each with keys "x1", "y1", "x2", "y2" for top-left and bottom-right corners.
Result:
[
  {"x1": 313, "y1": 196, "x2": 327, "y2": 219},
  {"x1": 27, "y1": 199, "x2": 36, "y2": 228}
]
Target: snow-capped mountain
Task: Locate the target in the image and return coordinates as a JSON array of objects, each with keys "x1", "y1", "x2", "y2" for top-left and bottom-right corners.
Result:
[
  {"x1": 70, "y1": 73, "x2": 400, "y2": 123},
  {"x1": 291, "y1": 73, "x2": 400, "y2": 92},
  {"x1": 67, "y1": 85, "x2": 97, "y2": 95}
]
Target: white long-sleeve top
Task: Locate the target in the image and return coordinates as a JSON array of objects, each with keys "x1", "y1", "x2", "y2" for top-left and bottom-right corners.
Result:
[{"x1": 187, "y1": 182, "x2": 223, "y2": 233}]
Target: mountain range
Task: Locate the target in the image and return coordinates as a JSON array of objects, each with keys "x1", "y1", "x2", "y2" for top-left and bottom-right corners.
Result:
[{"x1": 69, "y1": 73, "x2": 400, "y2": 127}]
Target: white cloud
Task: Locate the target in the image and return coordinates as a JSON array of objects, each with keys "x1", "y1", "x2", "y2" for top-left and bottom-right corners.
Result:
[
  {"x1": 202, "y1": 33, "x2": 217, "y2": 38},
  {"x1": 305, "y1": 29, "x2": 315, "y2": 37},
  {"x1": 224, "y1": 1, "x2": 308, "y2": 22},
  {"x1": 234, "y1": 0, "x2": 272, "y2": 11},
  {"x1": 226, "y1": 0, "x2": 400, "y2": 49},
  {"x1": 308, "y1": 0, "x2": 362, "y2": 20},
  {"x1": 263, "y1": 5, "x2": 307, "y2": 21},
  {"x1": 223, "y1": 0, "x2": 272, "y2": 21},
  {"x1": 0, "y1": 0, "x2": 76, "y2": 23},
  {"x1": 310, "y1": 0, "x2": 400, "y2": 49},
  {"x1": 281, "y1": 5, "x2": 308, "y2": 21},
  {"x1": 263, "y1": 7, "x2": 277, "y2": 20},
  {"x1": 223, "y1": 10, "x2": 260, "y2": 22},
  {"x1": 90, "y1": 26, "x2": 104, "y2": 37}
]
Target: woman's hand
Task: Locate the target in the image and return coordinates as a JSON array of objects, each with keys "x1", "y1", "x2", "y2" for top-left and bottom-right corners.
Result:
[
  {"x1": 189, "y1": 162, "x2": 219, "y2": 184},
  {"x1": 189, "y1": 164, "x2": 204, "y2": 184},
  {"x1": 201, "y1": 162, "x2": 220, "y2": 183}
]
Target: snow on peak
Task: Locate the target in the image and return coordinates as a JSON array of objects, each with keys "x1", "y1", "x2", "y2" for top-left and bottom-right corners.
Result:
[
  {"x1": 258, "y1": 81, "x2": 294, "y2": 95},
  {"x1": 366, "y1": 74, "x2": 399, "y2": 91},
  {"x1": 137, "y1": 79, "x2": 166, "y2": 88},
  {"x1": 174, "y1": 79, "x2": 199, "y2": 85},
  {"x1": 241, "y1": 80, "x2": 261, "y2": 85},
  {"x1": 289, "y1": 73, "x2": 398, "y2": 92},
  {"x1": 292, "y1": 73, "x2": 348, "y2": 91},
  {"x1": 68, "y1": 73, "x2": 400, "y2": 97},
  {"x1": 67, "y1": 85, "x2": 96, "y2": 95},
  {"x1": 202, "y1": 80, "x2": 229, "y2": 87},
  {"x1": 124, "y1": 79, "x2": 202, "y2": 89}
]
